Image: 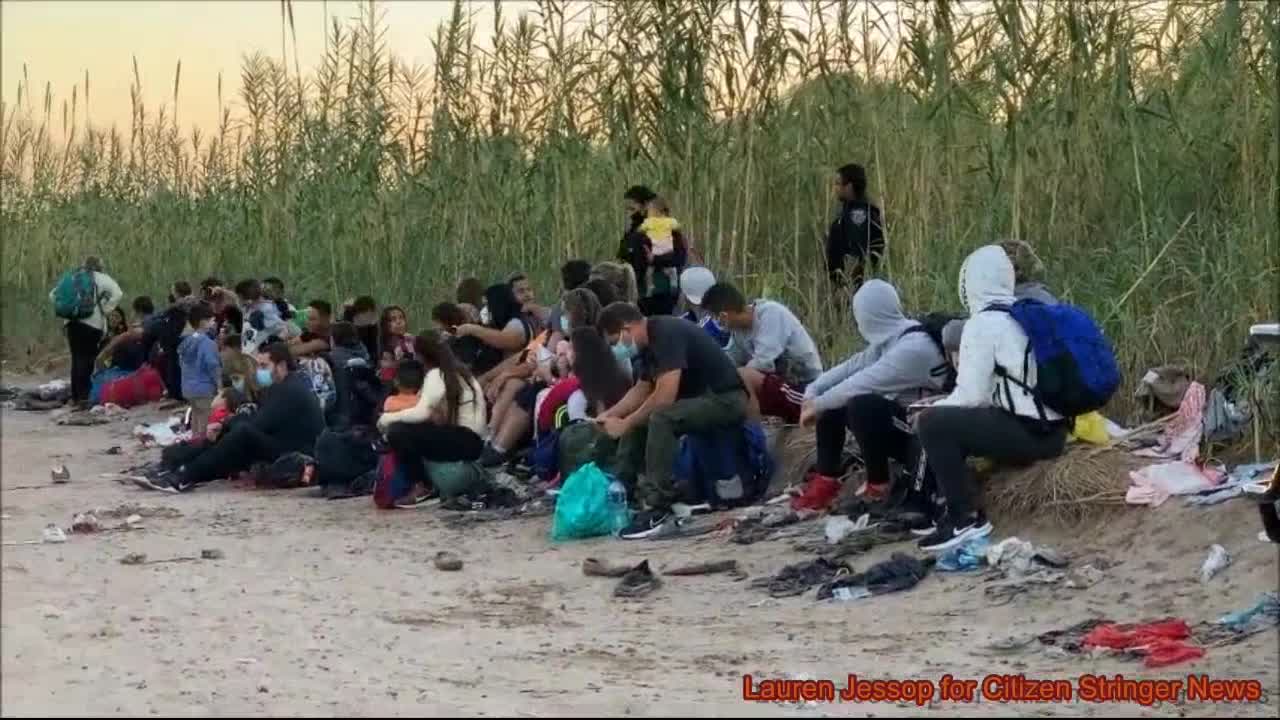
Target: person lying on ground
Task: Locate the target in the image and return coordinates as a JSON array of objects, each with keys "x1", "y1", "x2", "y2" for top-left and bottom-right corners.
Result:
[
  {"x1": 480, "y1": 289, "x2": 604, "y2": 467},
  {"x1": 826, "y1": 163, "x2": 884, "y2": 290},
  {"x1": 377, "y1": 331, "x2": 487, "y2": 496},
  {"x1": 914, "y1": 245, "x2": 1069, "y2": 552},
  {"x1": 178, "y1": 302, "x2": 222, "y2": 439},
  {"x1": 144, "y1": 342, "x2": 325, "y2": 493},
  {"x1": 458, "y1": 283, "x2": 532, "y2": 377},
  {"x1": 596, "y1": 302, "x2": 748, "y2": 539},
  {"x1": 327, "y1": 321, "x2": 381, "y2": 430},
  {"x1": 290, "y1": 300, "x2": 333, "y2": 357},
  {"x1": 455, "y1": 277, "x2": 486, "y2": 323},
  {"x1": 700, "y1": 282, "x2": 823, "y2": 425},
  {"x1": 510, "y1": 272, "x2": 549, "y2": 332},
  {"x1": 51, "y1": 255, "x2": 124, "y2": 406},
  {"x1": 378, "y1": 305, "x2": 416, "y2": 383},
  {"x1": 793, "y1": 279, "x2": 950, "y2": 511},
  {"x1": 545, "y1": 259, "x2": 593, "y2": 346},
  {"x1": 677, "y1": 266, "x2": 731, "y2": 348},
  {"x1": 941, "y1": 239, "x2": 1057, "y2": 362}
]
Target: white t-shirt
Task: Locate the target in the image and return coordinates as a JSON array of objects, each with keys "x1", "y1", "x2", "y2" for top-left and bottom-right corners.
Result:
[{"x1": 380, "y1": 368, "x2": 487, "y2": 436}]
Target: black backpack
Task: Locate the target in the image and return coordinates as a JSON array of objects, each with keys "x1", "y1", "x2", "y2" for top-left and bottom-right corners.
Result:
[{"x1": 902, "y1": 312, "x2": 964, "y2": 393}]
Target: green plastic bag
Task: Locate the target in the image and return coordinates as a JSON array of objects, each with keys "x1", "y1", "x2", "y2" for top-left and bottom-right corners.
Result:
[{"x1": 551, "y1": 462, "x2": 613, "y2": 542}]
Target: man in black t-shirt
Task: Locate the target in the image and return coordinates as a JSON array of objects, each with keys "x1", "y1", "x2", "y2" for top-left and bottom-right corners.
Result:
[{"x1": 596, "y1": 303, "x2": 747, "y2": 539}]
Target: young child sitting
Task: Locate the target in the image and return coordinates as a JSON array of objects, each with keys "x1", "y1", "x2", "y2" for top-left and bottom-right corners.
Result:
[
  {"x1": 640, "y1": 196, "x2": 681, "y2": 294},
  {"x1": 383, "y1": 359, "x2": 431, "y2": 506}
]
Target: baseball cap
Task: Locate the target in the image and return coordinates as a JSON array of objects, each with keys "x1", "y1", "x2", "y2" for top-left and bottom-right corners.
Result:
[{"x1": 679, "y1": 266, "x2": 716, "y2": 306}]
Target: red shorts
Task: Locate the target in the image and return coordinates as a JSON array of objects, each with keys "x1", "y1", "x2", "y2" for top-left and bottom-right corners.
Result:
[{"x1": 757, "y1": 373, "x2": 807, "y2": 424}]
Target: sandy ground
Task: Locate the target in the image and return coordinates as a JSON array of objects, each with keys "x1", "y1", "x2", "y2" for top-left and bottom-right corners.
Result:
[{"x1": 2, "y1": 397, "x2": 1278, "y2": 717}]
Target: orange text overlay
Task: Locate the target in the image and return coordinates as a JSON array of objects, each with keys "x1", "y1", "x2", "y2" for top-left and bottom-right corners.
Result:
[{"x1": 741, "y1": 674, "x2": 1265, "y2": 706}]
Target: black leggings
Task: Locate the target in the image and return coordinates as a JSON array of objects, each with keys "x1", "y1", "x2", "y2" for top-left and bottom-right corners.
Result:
[
  {"x1": 917, "y1": 406, "x2": 1067, "y2": 520},
  {"x1": 66, "y1": 322, "x2": 104, "y2": 403},
  {"x1": 816, "y1": 394, "x2": 916, "y2": 485},
  {"x1": 179, "y1": 423, "x2": 287, "y2": 486},
  {"x1": 385, "y1": 422, "x2": 484, "y2": 489}
]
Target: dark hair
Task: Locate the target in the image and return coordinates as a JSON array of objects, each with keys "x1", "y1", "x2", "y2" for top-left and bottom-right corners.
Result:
[
  {"x1": 837, "y1": 163, "x2": 868, "y2": 199},
  {"x1": 395, "y1": 358, "x2": 426, "y2": 393},
  {"x1": 263, "y1": 277, "x2": 284, "y2": 293},
  {"x1": 187, "y1": 302, "x2": 215, "y2": 329},
  {"x1": 330, "y1": 321, "x2": 357, "y2": 348},
  {"x1": 200, "y1": 277, "x2": 223, "y2": 291},
  {"x1": 259, "y1": 341, "x2": 297, "y2": 371},
  {"x1": 571, "y1": 327, "x2": 630, "y2": 412},
  {"x1": 351, "y1": 295, "x2": 377, "y2": 314},
  {"x1": 225, "y1": 333, "x2": 243, "y2": 351},
  {"x1": 431, "y1": 302, "x2": 468, "y2": 329},
  {"x1": 84, "y1": 256, "x2": 104, "y2": 272},
  {"x1": 107, "y1": 307, "x2": 127, "y2": 333},
  {"x1": 583, "y1": 278, "x2": 618, "y2": 308},
  {"x1": 623, "y1": 185, "x2": 657, "y2": 204},
  {"x1": 561, "y1": 288, "x2": 602, "y2": 331},
  {"x1": 132, "y1": 296, "x2": 155, "y2": 316},
  {"x1": 597, "y1": 302, "x2": 644, "y2": 335},
  {"x1": 172, "y1": 281, "x2": 193, "y2": 299},
  {"x1": 413, "y1": 330, "x2": 475, "y2": 425},
  {"x1": 560, "y1": 260, "x2": 592, "y2": 291},
  {"x1": 308, "y1": 299, "x2": 333, "y2": 318},
  {"x1": 483, "y1": 283, "x2": 521, "y2": 330},
  {"x1": 234, "y1": 279, "x2": 262, "y2": 302},
  {"x1": 220, "y1": 386, "x2": 247, "y2": 411},
  {"x1": 508, "y1": 272, "x2": 528, "y2": 287},
  {"x1": 699, "y1": 282, "x2": 748, "y2": 314},
  {"x1": 379, "y1": 305, "x2": 408, "y2": 355},
  {"x1": 456, "y1": 278, "x2": 485, "y2": 307}
]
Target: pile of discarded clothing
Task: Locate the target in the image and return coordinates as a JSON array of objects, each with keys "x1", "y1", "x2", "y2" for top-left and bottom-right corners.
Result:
[{"x1": 0, "y1": 380, "x2": 71, "y2": 411}]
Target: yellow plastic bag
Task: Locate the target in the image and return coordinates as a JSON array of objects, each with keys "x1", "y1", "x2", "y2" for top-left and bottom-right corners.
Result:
[{"x1": 1069, "y1": 411, "x2": 1110, "y2": 445}]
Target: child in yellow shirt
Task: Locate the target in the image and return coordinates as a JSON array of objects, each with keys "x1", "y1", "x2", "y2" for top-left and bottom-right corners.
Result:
[{"x1": 640, "y1": 196, "x2": 681, "y2": 294}]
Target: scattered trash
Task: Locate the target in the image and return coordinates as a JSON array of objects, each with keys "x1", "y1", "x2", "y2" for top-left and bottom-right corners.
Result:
[
  {"x1": 90, "y1": 403, "x2": 127, "y2": 417},
  {"x1": 817, "y1": 553, "x2": 934, "y2": 600},
  {"x1": 752, "y1": 557, "x2": 847, "y2": 598},
  {"x1": 663, "y1": 559, "x2": 738, "y2": 576},
  {"x1": 56, "y1": 412, "x2": 110, "y2": 427},
  {"x1": 235, "y1": 658, "x2": 259, "y2": 665},
  {"x1": 41, "y1": 525, "x2": 67, "y2": 544},
  {"x1": 1083, "y1": 619, "x2": 1204, "y2": 668},
  {"x1": 824, "y1": 516, "x2": 857, "y2": 545},
  {"x1": 937, "y1": 535, "x2": 990, "y2": 572},
  {"x1": 433, "y1": 551, "x2": 463, "y2": 572},
  {"x1": 1127, "y1": 461, "x2": 1224, "y2": 507},
  {"x1": 614, "y1": 560, "x2": 661, "y2": 599},
  {"x1": 831, "y1": 586, "x2": 872, "y2": 601},
  {"x1": 102, "y1": 446, "x2": 123, "y2": 456},
  {"x1": 1064, "y1": 564, "x2": 1105, "y2": 589},
  {"x1": 1215, "y1": 592, "x2": 1280, "y2": 635},
  {"x1": 50, "y1": 465, "x2": 71, "y2": 484},
  {"x1": 70, "y1": 512, "x2": 101, "y2": 534},
  {"x1": 200, "y1": 548, "x2": 224, "y2": 560},
  {"x1": 1199, "y1": 544, "x2": 1230, "y2": 583},
  {"x1": 120, "y1": 553, "x2": 148, "y2": 565},
  {"x1": 124, "y1": 515, "x2": 143, "y2": 528},
  {"x1": 582, "y1": 558, "x2": 631, "y2": 578},
  {"x1": 671, "y1": 502, "x2": 711, "y2": 519}
]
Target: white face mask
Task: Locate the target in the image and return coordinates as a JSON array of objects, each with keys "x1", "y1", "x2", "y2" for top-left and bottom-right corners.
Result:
[
  {"x1": 559, "y1": 315, "x2": 570, "y2": 333},
  {"x1": 479, "y1": 306, "x2": 492, "y2": 325}
]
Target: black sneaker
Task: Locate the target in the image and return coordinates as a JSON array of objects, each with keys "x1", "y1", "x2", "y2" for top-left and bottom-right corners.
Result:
[
  {"x1": 619, "y1": 510, "x2": 673, "y2": 540},
  {"x1": 478, "y1": 446, "x2": 508, "y2": 468},
  {"x1": 917, "y1": 515, "x2": 993, "y2": 552},
  {"x1": 613, "y1": 560, "x2": 662, "y2": 598}
]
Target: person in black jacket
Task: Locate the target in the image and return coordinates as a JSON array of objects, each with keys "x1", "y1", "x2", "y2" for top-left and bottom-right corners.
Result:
[
  {"x1": 144, "y1": 342, "x2": 325, "y2": 492},
  {"x1": 617, "y1": 185, "x2": 688, "y2": 315},
  {"x1": 826, "y1": 163, "x2": 884, "y2": 289}
]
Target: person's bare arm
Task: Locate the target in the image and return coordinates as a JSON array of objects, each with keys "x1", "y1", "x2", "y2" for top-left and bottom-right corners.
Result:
[
  {"x1": 622, "y1": 370, "x2": 678, "y2": 427},
  {"x1": 599, "y1": 380, "x2": 651, "y2": 420},
  {"x1": 290, "y1": 338, "x2": 330, "y2": 356},
  {"x1": 97, "y1": 327, "x2": 143, "y2": 365},
  {"x1": 459, "y1": 324, "x2": 525, "y2": 352}
]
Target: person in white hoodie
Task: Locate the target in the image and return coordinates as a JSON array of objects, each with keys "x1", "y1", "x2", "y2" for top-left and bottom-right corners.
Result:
[
  {"x1": 914, "y1": 245, "x2": 1069, "y2": 552},
  {"x1": 51, "y1": 256, "x2": 124, "y2": 405},
  {"x1": 793, "y1": 280, "x2": 949, "y2": 511}
]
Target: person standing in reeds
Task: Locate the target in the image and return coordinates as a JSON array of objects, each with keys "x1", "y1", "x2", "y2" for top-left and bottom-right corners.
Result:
[
  {"x1": 826, "y1": 163, "x2": 884, "y2": 290},
  {"x1": 50, "y1": 255, "x2": 124, "y2": 406},
  {"x1": 618, "y1": 185, "x2": 687, "y2": 316}
]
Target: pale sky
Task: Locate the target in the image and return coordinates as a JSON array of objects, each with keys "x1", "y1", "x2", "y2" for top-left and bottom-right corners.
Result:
[{"x1": 2, "y1": 1, "x2": 530, "y2": 134}]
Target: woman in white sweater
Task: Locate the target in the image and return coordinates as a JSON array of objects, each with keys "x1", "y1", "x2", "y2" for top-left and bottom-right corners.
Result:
[
  {"x1": 377, "y1": 331, "x2": 488, "y2": 489},
  {"x1": 914, "y1": 245, "x2": 1068, "y2": 553}
]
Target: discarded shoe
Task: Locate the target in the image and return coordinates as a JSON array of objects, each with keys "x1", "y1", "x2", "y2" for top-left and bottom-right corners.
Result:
[
  {"x1": 663, "y1": 559, "x2": 739, "y2": 576},
  {"x1": 433, "y1": 551, "x2": 463, "y2": 572},
  {"x1": 614, "y1": 560, "x2": 661, "y2": 598},
  {"x1": 50, "y1": 465, "x2": 71, "y2": 484},
  {"x1": 582, "y1": 557, "x2": 631, "y2": 578}
]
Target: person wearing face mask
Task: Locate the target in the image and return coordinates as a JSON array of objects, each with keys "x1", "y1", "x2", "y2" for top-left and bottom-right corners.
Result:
[
  {"x1": 677, "y1": 267, "x2": 732, "y2": 349},
  {"x1": 595, "y1": 302, "x2": 748, "y2": 539},
  {"x1": 177, "y1": 302, "x2": 223, "y2": 438},
  {"x1": 545, "y1": 260, "x2": 593, "y2": 347},
  {"x1": 792, "y1": 280, "x2": 951, "y2": 513},
  {"x1": 138, "y1": 342, "x2": 324, "y2": 492}
]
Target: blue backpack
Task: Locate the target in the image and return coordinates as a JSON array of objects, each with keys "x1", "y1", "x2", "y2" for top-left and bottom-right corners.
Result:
[
  {"x1": 672, "y1": 422, "x2": 774, "y2": 508},
  {"x1": 52, "y1": 267, "x2": 99, "y2": 320},
  {"x1": 987, "y1": 299, "x2": 1120, "y2": 419}
]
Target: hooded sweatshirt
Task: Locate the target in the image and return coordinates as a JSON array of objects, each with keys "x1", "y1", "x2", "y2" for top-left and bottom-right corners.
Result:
[
  {"x1": 728, "y1": 300, "x2": 824, "y2": 386},
  {"x1": 178, "y1": 329, "x2": 221, "y2": 398},
  {"x1": 803, "y1": 280, "x2": 948, "y2": 412},
  {"x1": 935, "y1": 245, "x2": 1062, "y2": 421}
]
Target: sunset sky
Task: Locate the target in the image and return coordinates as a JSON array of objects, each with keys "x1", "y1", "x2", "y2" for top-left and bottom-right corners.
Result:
[{"x1": 2, "y1": 1, "x2": 529, "y2": 133}]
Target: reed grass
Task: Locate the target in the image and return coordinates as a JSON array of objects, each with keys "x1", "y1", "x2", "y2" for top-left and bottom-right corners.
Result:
[{"x1": 1, "y1": 0, "x2": 1276, "y2": 436}]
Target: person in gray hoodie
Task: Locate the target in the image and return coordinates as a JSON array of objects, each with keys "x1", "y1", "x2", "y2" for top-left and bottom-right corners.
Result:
[
  {"x1": 178, "y1": 303, "x2": 222, "y2": 438},
  {"x1": 915, "y1": 245, "x2": 1069, "y2": 553},
  {"x1": 792, "y1": 280, "x2": 950, "y2": 511},
  {"x1": 699, "y1": 282, "x2": 823, "y2": 424}
]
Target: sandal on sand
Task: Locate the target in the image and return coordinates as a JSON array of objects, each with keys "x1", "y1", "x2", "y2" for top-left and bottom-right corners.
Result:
[
  {"x1": 433, "y1": 551, "x2": 463, "y2": 572},
  {"x1": 582, "y1": 557, "x2": 632, "y2": 578},
  {"x1": 613, "y1": 560, "x2": 662, "y2": 599},
  {"x1": 663, "y1": 559, "x2": 739, "y2": 576}
]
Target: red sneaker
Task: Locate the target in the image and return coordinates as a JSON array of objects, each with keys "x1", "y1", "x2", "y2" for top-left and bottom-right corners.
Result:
[
  {"x1": 858, "y1": 481, "x2": 890, "y2": 503},
  {"x1": 791, "y1": 473, "x2": 841, "y2": 511}
]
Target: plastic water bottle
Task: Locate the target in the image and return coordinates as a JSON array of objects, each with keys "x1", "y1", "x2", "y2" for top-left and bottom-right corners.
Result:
[
  {"x1": 607, "y1": 478, "x2": 631, "y2": 536},
  {"x1": 1199, "y1": 544, "x2": 1231, "y2": 583},
  {"x1": 832, "y1": 586, "x2": 871, "y2": 602}
]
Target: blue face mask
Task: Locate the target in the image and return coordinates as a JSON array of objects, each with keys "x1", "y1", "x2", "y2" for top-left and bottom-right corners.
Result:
[
  {"x1": 612, "y1": 340, "x2": 638, "y2": 363},
  {"x1": 559, "y1": 315, "x2": 570, "y2": 333},
  {"x1": 255, "y1": 368, "x2": 275, "y2": 388}
]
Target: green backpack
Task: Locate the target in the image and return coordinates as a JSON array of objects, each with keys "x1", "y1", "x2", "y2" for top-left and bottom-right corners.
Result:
[{"x1": 52, "y1": 267, "x2": 99, "y2": 320}]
